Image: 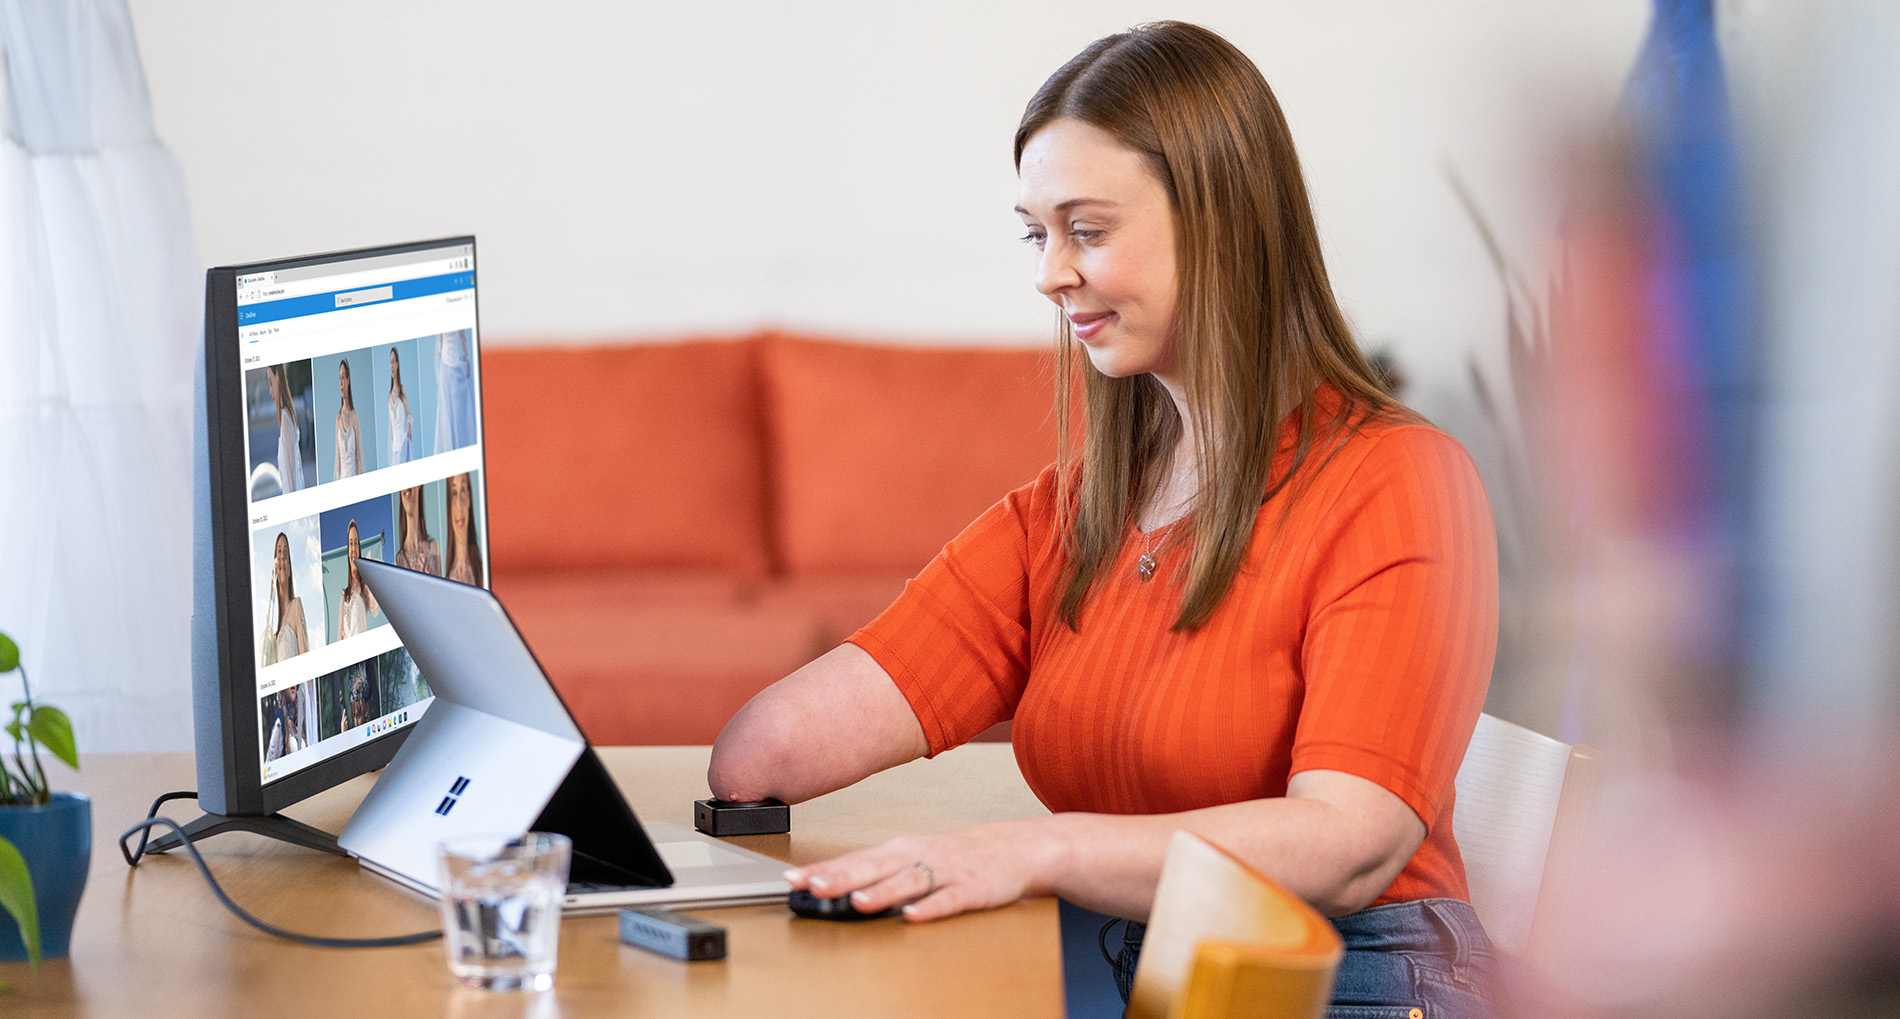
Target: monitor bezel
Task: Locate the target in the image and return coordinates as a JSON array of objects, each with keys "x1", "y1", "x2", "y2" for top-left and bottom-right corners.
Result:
[{"x1": 200, "y1": 235, "x2": 484, "y2": 816}]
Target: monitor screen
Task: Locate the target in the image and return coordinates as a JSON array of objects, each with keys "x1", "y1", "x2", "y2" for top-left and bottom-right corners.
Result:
[{"x1": 227, "y1": 240, "x2": 487, "y2": 786}]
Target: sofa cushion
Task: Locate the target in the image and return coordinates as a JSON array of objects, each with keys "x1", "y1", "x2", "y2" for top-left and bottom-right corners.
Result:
[
  {"x1": 498, "y1": 569, "x2": 829, "y2": 745},
  {"x1": 483, "y1": 340, "x2": 770, "y2": 575},
  {"x1": 760, "y1": 335, "x2": 1059, "y2": 574},
  {"x1": 492, "y1": 569, "x2": 755, "y2": 615},
  {"x1": 752, "y1": 572, "x2": 912, "y2": 648}
]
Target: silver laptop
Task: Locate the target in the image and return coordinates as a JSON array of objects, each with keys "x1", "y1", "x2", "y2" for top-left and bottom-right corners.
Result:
[{"x1": 339, "y1": 558, "x2": 790, "y2": 913}]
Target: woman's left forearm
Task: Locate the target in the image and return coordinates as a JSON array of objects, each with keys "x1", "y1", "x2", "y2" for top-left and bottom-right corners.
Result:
[{"x1": 1036, "y1": 780, "x2": 1421, "y2": 919}]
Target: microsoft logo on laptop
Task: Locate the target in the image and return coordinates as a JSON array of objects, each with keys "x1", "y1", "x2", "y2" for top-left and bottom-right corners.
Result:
[{"x1": 434, "y1": 775, "x2": 471, "y2": 816}]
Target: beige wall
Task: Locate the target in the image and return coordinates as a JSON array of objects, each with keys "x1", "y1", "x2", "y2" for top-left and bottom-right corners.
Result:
[{"x1": 129, "y1": 1, "x2": 1647, "y2": 411}]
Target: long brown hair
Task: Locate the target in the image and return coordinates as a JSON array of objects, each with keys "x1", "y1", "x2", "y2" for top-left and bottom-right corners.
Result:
[
  {"x1": 397, "y1": 485, "x2": 432, "y2": 552},
  {"x1": 389, "y1": 347, "x2": 407, "y2": 403},
  {"x1": 444, "y1": 473, "x2": 484, "y2": 586},
  {"x1": 1016, "y1": 21, "x2": 1396, "y2": 630},
  {"x1": 345, "y1": 519, "x2": 364, "y2": 595},
  {"x1": 273, "y1": 532, "x2": 295, "y2": 632}
]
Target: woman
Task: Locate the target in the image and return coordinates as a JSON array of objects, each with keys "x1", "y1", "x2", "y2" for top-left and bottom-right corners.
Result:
[
  {"x1": 347, "y1": 668, "x2": 378, "y2": 729},
  {"x1": 708, "y1": 23, "x2": 1504, "y2": 1016},
  {"x1": 393, "y1": 484, "x2": 441, "y2": 576},
  {"x1": 333, "y1": 357, "x2": 364, "y2": 479},
  {"x1": 434, "y1": 330, "x2": 476, "y2": 454},
  {"x1": 336, "y1": 519, "x2": 381, "y2": 640},
  {"x1": 388, "y1": 347, "x2": 414, "y2": 466},
  {"x1": 263, "y1": 682, "x2": 307, "y2": 763},
  {"x1": 269, "y1": 365, "x2": 305, "y2": 493},
  {"x1": 444, "y1": 472, "x2": 483, "y2": 586},
  {"x1": 261, "y1": 532, "x2": 311, "y2": 666}
]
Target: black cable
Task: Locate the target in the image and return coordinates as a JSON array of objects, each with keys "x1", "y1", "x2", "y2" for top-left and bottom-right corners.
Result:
[
  {"x1": 123, "y1": 790, "x2": 201, "y2": 861},
  {"x1": 120, "y1": 792, "x2": 442, "y2": 949}
]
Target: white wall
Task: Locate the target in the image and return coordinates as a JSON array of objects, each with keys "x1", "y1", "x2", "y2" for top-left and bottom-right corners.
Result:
[{"x1": 128, "y1": 0, "x2": 1648, "y2": 405}]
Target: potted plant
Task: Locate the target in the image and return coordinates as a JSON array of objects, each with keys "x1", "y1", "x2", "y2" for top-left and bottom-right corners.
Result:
[{"x1": 0, "y1": 629, "x2": 85, "y2": 982}]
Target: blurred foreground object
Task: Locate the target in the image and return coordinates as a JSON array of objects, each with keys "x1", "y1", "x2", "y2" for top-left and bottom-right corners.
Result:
[
  {"x1": 1127, "y1": 831, "x2": 1341, "y2": 1019},
  {"x1": 1471, "y1": 1, "x2": 1900, "y2": 1015}
]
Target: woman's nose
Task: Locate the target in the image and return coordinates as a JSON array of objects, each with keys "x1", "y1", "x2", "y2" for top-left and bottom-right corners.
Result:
[{"x1": 1035, "y1": 241, "x2": 1080, "y2": 297}]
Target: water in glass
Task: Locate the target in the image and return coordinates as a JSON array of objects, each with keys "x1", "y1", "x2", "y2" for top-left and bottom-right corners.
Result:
[{"x1": 437, "y1": 833, "x2": 571, "y2": 992}]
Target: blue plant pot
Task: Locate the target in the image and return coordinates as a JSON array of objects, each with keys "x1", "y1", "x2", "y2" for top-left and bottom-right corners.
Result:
[{"x1": 0, "y1": 792, "x2": 91, "y2": 961}]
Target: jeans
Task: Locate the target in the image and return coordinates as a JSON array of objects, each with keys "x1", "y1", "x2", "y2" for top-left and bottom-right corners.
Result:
[{"x1": 1108, "y1": 898, "x2": 1512, "y2": 1018}]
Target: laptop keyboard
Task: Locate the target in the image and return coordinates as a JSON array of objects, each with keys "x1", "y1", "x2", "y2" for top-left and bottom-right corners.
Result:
[{"x1": 567, "y1": 880, "x2": 640, "y2": 894}]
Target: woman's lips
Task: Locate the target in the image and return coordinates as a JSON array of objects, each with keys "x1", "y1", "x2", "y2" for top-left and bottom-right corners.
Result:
[{"x1": 1069, "y1": 311, "x2": 1114, "y2": 341}]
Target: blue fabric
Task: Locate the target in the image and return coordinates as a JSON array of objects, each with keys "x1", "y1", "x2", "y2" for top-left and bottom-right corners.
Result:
[
  {"x1": 1059, "y1": 899, "x2": 1130, "y2": 1018},
  {"x1": 1111, "y1": 899, "x2": 1512, "y2": 1018}
]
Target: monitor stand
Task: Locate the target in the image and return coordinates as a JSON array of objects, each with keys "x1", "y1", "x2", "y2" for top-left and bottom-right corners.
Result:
[{"x1": 144, "y1": 810, "x2": 346, "y2": 856}]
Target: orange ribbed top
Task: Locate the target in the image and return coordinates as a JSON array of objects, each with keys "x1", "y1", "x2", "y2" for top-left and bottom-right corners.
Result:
[{"x1": 849, "y1": 404, "x2": 1499, "y2": 906}]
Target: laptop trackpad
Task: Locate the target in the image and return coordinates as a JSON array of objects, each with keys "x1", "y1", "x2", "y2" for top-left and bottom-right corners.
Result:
[{"x1": 656, "y1": 840, "x2": 757, "y2": 871}]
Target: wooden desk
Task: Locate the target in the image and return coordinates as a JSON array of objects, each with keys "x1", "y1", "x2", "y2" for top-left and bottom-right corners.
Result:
[{"x1": 2, "y1": 745, "x2": 1063, "y2": 1018}]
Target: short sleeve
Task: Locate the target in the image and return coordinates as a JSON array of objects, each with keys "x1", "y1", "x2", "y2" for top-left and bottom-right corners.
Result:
[
  {"x1": 1289, "y1": 428, "x2": 1499, "y2": 827},
  {"x1": 848, "y1": 468, "x2": 1056, "y2": 755}
]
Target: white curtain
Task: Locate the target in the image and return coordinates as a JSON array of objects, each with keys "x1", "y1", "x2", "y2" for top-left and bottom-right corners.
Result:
[{"x1": 0, "y1": 0, "x2": 197, "y2": 751}]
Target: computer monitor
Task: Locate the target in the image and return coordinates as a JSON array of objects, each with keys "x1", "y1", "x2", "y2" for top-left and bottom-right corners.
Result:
[{"x1": 169, "y1": 237, "x2": 488, "y2": 853}]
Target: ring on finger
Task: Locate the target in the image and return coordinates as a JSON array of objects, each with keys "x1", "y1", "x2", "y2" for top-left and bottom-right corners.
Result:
[{"x1": 912, "y1": 861, "x2": 937, "y2": 896}]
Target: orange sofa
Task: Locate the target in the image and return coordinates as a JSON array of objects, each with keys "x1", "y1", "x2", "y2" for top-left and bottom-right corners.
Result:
[{"x1": 481, "y1": 333, "x2": 1060, "y2": 745}]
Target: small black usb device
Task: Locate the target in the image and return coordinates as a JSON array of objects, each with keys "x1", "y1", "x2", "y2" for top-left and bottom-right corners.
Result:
[
  {"x1": 618, "y1": 907, "x2": 728, "y2": 961},
  {"x1": 694, "y1": 797, "x2": 791, "y2": 836}
]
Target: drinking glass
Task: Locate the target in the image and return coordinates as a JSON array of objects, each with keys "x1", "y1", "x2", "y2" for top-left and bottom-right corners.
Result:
[{"x1": 437, "y1": 831, "x2": 572, "y2": 991}]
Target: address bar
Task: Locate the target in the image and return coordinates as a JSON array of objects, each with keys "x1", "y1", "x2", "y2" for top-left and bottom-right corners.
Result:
[{"x1": 238, "y1": 257, "x2": 468, "y2": 304}]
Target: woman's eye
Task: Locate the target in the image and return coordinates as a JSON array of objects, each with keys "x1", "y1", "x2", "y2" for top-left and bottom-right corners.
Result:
[
  {"x1": 1019, "y1": 231, "x2": 1046, "y2": 249},
  {"x1": 1069, "y1": 228, "x2": 1103, "y2": 243}
]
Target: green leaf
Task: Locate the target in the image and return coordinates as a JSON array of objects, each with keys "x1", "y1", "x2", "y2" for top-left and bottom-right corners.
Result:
[
  {"x1": 0, "y1": 633, "x2": 17, "y2": 674},
  {"x1": 0, "y1": 834, "x2": 38, "y2": 971},
  {"x1": 25, "y1": 707, "x2": 76, "y2": 771},
  {"x1": 2, "y1": 721, "x2": 18, "y2": 742}
]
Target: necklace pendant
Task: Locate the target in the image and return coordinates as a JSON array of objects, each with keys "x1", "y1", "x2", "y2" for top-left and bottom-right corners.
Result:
[{"x1": 1136, "y1": 553, "x2": 1157, "y2": 580}]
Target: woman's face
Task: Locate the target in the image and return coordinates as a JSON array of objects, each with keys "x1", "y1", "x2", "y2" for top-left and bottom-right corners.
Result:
[
  {"x1": 449, "y1": 476, "x2": 470, "y2": 537},
  {"x1": 389, "y1": 349, "x2": 400, "y2": 383},
  {"x1": 274, "y1": 535, "x2": 290, "y2": 588},
  {"x1": 338, "y1": 361, "x2": 350, "y2": 402},
  {"x1": 401, "y1": 486, "x2": 418, "y2": 520},
  {"x1": 347, "y1": 522, "x2": 361, "y2": 559},
  {"x1": 1017, "y1": 118, "x2": 1179, "y2": 382}
]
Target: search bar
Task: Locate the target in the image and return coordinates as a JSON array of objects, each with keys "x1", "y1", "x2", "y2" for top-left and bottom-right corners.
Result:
[{"x1": 335, "y1": 286, "x2": 394, "y2": 308}]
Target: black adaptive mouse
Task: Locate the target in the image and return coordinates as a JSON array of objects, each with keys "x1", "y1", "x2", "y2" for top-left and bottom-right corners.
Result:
[{"x1": 788, "y1": 888, "x2": 901, "y2": 921}]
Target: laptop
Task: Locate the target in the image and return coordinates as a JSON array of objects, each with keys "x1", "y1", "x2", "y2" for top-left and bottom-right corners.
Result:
[{"x1": 338, "y1": 558, "x2": 791, "y2": 913}]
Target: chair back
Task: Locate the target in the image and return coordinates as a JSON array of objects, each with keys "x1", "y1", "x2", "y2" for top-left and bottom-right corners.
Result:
[
  {"x1": 1451, "y1": 712, "x2": 1599, "y2": 956},
  {"x1": 1127, "y1": 830, "x2": 1342, "y2": 1019}
]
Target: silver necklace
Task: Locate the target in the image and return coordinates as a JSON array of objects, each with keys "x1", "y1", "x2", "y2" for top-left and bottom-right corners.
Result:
[{"x1": 1135, "y1": 519, "x2": 1180, "y2": 581}]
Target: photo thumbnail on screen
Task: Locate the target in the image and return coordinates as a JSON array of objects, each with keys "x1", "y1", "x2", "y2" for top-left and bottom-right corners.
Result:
[
  {"x1": 377, "y1": 646, "x2": 432, "y2": 719},
  {"x1": 320, "y1": 495, "x2": 395, "y2": 643},
  {"x1": 316, "y1": 658, "x2": 380, "y2": 740},
  {"x1": 432, "y1": 329, "x2": 478, "y2": 455},
  {"x1": 314, "y1": 347, "x2": 383, "y2": 485},
  {"x1": 244, "y1": 359, "x2": 318, "y2": 500},
  {"x1": 375, "y1": 338, "x2": 421, "y2": 470},
  {"x1": 260, "y1": 678, "x2": 316, "y2": 766},
  {"x1": 253, "y1": 515, "x2": 326, "y2": 669}
]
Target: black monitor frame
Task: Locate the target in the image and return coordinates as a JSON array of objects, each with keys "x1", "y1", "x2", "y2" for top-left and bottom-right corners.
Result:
[{"x1": 166, "y1": 236, "x2": 483, "y2": 854}]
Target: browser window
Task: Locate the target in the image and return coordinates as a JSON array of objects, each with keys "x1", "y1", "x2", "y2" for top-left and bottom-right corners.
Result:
[{"x1": 235, "y1": 242, "x2": 488, "y2": 784}]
